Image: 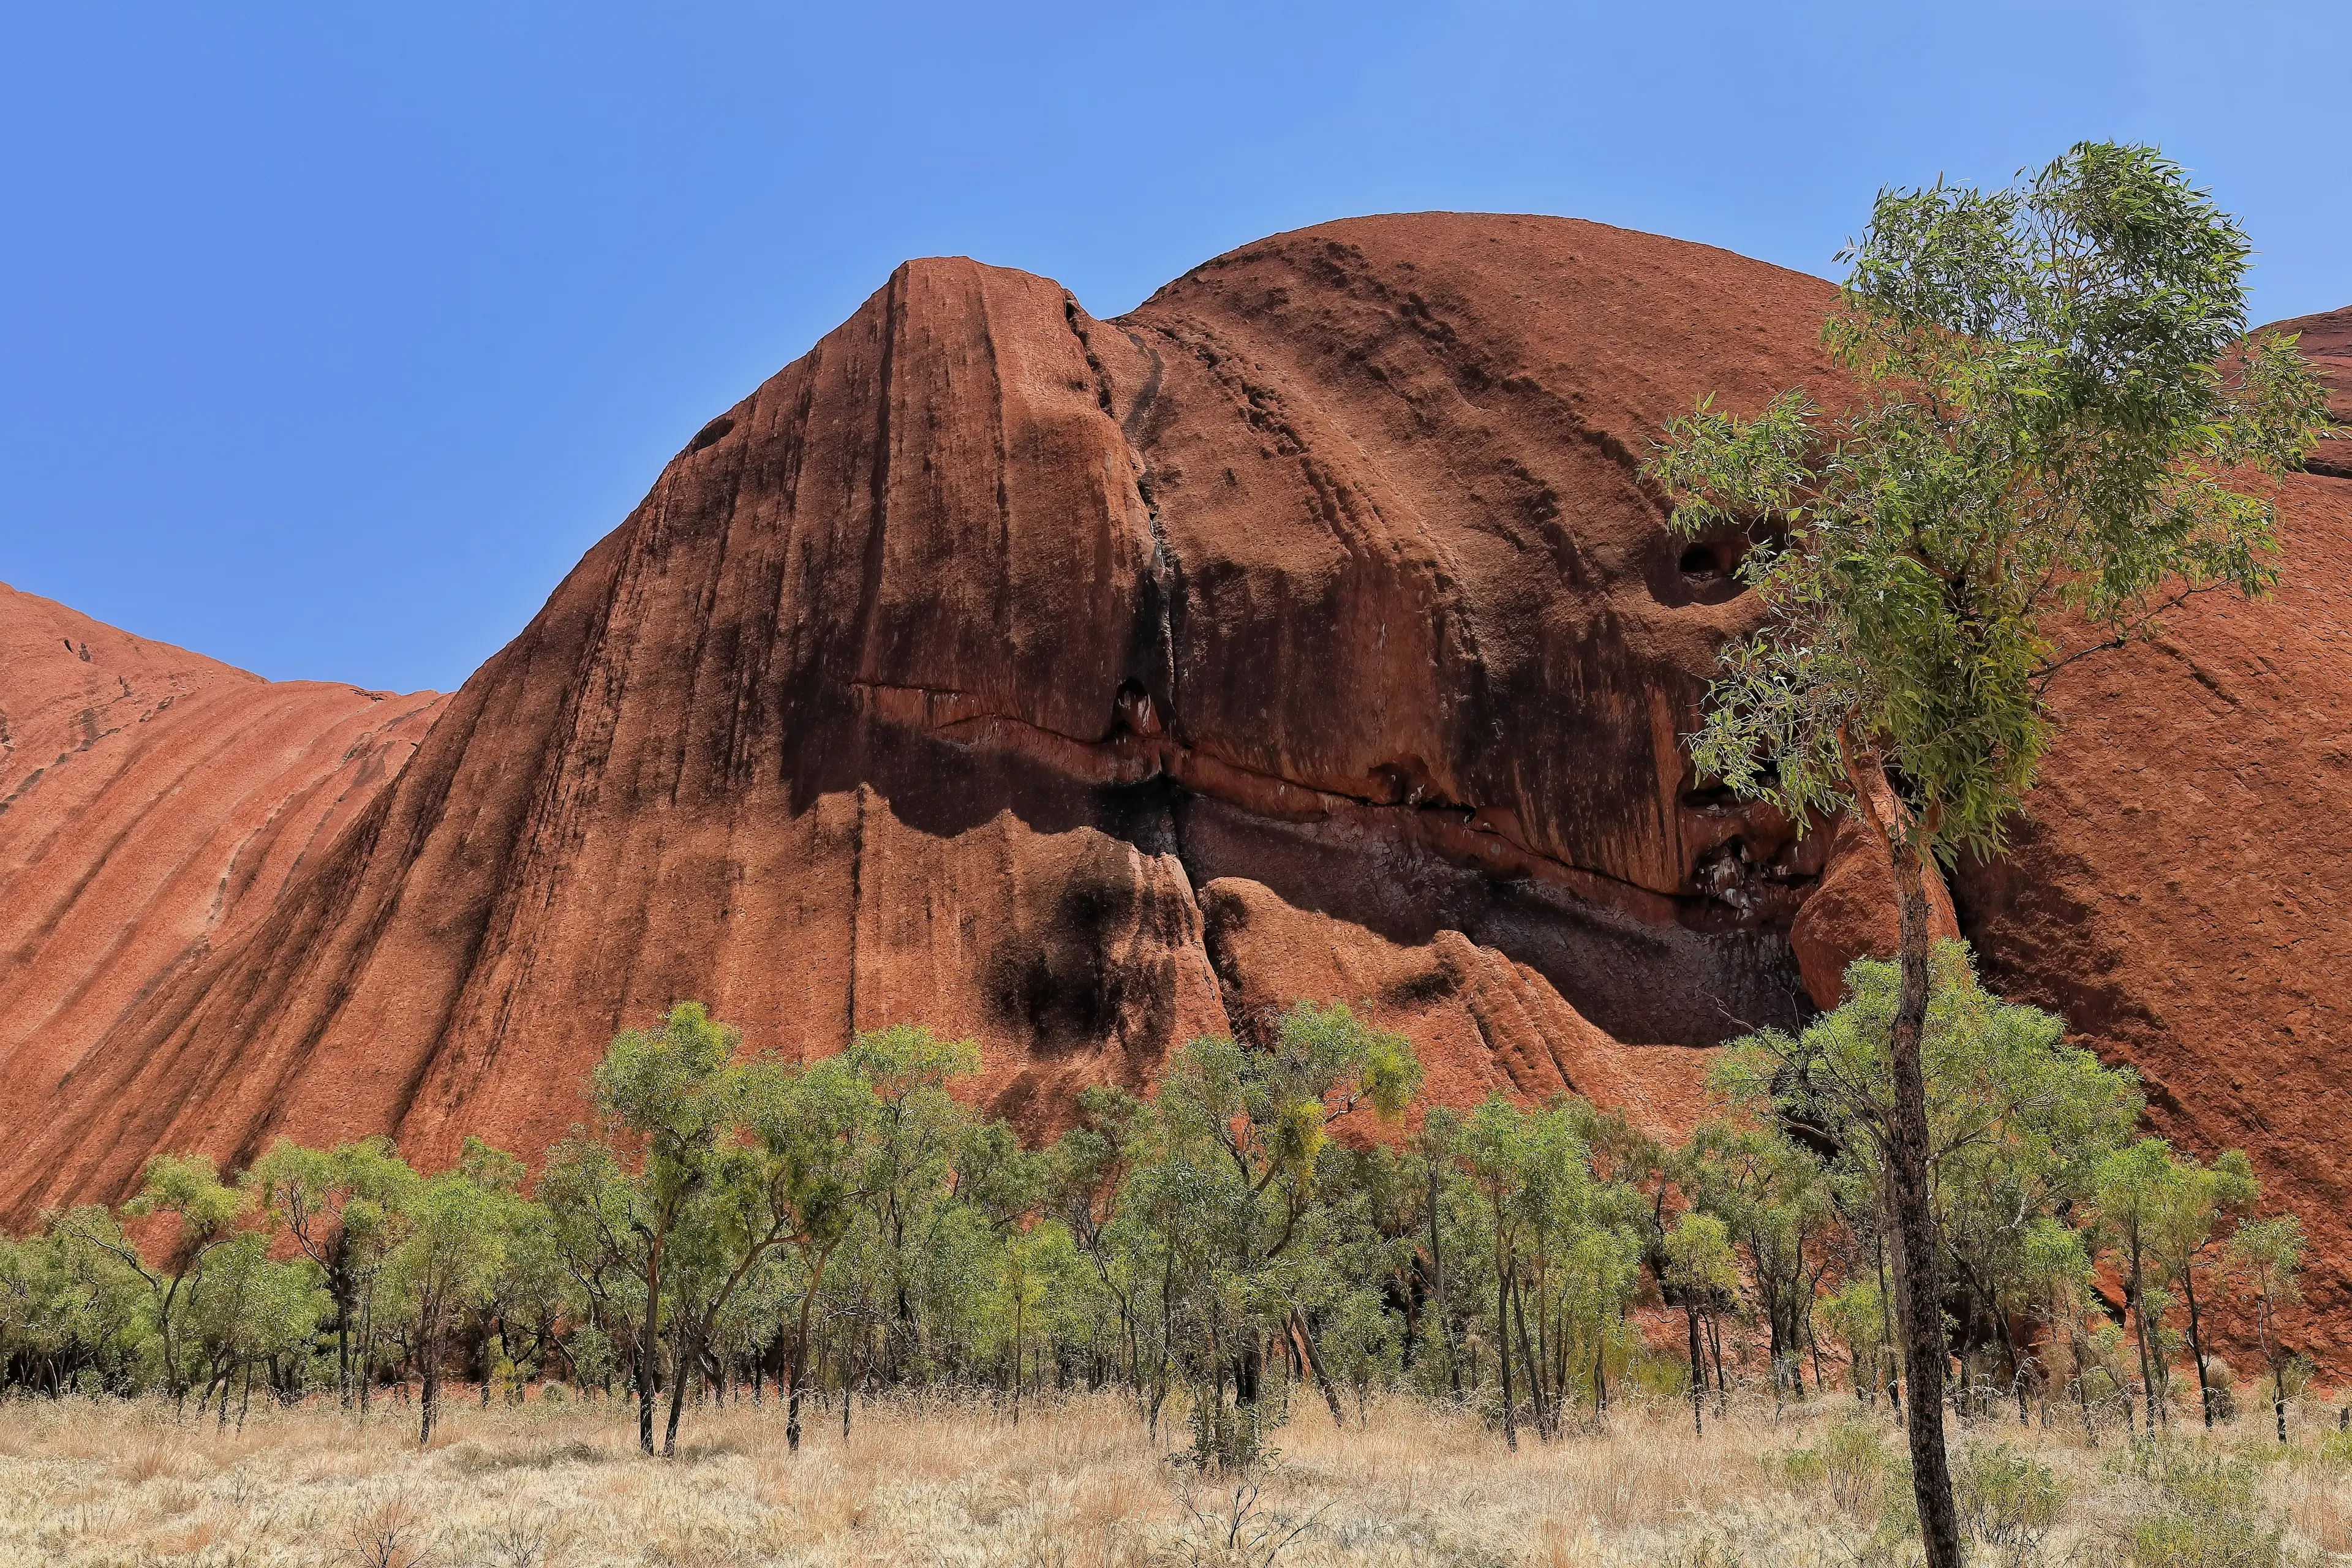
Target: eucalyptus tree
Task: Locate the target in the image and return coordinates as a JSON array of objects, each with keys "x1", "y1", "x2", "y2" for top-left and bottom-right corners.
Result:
[
  {"x1": 179, "y1": 1231, "x2": 325, "y2": 1427},
  {"x1": 1648, "y1": 141, "x2": 2329, "y2": 1568},
  {"x1": 1679, "y1": 1120, "x2": 1835, "y2": 1405},
  {"x1": 2093, "y1": 1139, "x2": 2184, "y2": 1432},
  {"x1": 2092, "y1": 1137, "x2": 2256, "y2": 1433},
  {"x1": 2228, "y1": 1215, "x2": 2304, "y2": 1442},
  {"x1": 246, "y1": 1136, "x2": 415, "y2": 1406},
  {"x1": 2145, "y1": 1147, "x2": 2258, "y2": 1428},
  {"x1": 2018, "y1": 1215, "x2": 2101, "y2": 1430},
  {"x1": 1664, "y1": 1210, "x2": 1738, "y2": 1436},
  {"x1": 1721, "y1": 944, "x2": 2136, "y2": 1354},
  {"x1": 1457, "y1": 1094, "x2": 1611, "y2": 1445},
  {"x1": 52, "y1": 1154, "x2": 249, "y2": 1408},
  {"x1": 725, "y1": 1049, "x2": 873, "y2": 1453},
  {"x1": 1043, "y1": 1085, "x2": 1156, "y2": 1401},
  {"x1": 385, "y1": 1161, "x2": 514, "y2": 1444},
  {"x1": 0, "y1": 1225, "x2": 144, "y2": 1395},
  {"x1": 1136, "y1": 1001, "x2": 1420, "y2": 1464},
  {"x1": 841, "y1": 1024, "x2": 979, "y2": 1380},
  {"x1": 539, "y1": 1001, "x2": 745, "y2": 1455}
]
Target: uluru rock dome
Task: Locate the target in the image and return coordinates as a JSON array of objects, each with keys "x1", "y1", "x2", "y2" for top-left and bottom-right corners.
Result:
[{"x1": 1, "y1": 214, "x2": 2345, "y2": 1354}]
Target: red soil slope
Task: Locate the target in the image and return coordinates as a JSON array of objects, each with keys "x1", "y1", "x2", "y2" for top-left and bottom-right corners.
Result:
[
  {"x1": 0, "y1": 584, "x2": 443, "y2": 1104},
  {"x1": 0, "y1": 219, "x2": 2342, "y2": 1361}
]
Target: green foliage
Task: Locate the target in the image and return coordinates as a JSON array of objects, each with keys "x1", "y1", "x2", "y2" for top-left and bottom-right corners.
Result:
[
  {"x1": 1719, "y1": 941, "x2": 2149, "y2": 1417},
  {"x1": 1778, "y1": 1419, "x2": 1898, "y2": 1515},
  {"x1": 2114, "y1": 1441, "x2": 2288, "y2": 1567},
  {"x1": 1953, "y1": 1439, "x2": 2062, "y2": 1562},
  {"x1": 1652, "y1": 139, "x2": 2324, "y2": 1568},
  {"x1": 1644, "y1": 141, "x2": 2330, "y2": 864},
  {"x1": 1664, "y1": 1213, "x2": 1737, "y2": 1301},
  {"x1": 2094, "y1": 1138, "x2": 2263, "y2": 1428},
  {"x1": 0, "y1": 971, "x2": 2308, "y2": 1556}
]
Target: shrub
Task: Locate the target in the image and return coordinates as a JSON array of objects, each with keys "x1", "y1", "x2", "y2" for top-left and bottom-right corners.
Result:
[
  {"x1": 1953, "y1": 1439, "x2": 2061, "y2": 1564},
  {"x1": 2116, "y1": 1441, "x2": 2287, "y2": 1568},
  {"x1": 1776, "y1": 1419, "x2": 1894, "y2": 1516},
  {"x1": 2316, "y1": 1424, "x2": 2352, "y2": 1469}
]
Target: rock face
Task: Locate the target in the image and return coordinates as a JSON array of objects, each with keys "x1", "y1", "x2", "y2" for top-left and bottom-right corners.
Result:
[
  {"x1": 0, "y1": 216, "x2": 1845, "y2": 1213},
  {"x1": 0, "y1": 216, "x2": 2344, "y2": 1361},
  {"x1": 1952, "y1": 453, "x2": 2352, "y2": 1365},
  {"x1": 0, "y1": 584, "x2": 444, "y2": 1106},
  {"x1": 2274, "y1": 306, "x2": 2352, "y2": 480}
]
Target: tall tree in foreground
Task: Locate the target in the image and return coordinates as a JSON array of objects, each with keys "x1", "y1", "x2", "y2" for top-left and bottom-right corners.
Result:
[{"x1": 1646, "y1": 141, "x2": 2329, "y2": 1568}]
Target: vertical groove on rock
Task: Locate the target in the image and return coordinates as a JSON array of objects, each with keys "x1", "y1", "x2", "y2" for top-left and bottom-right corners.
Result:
[
  {"x1": 845, "y1": 783, "x2": 867, "y2": 1042},
  {"x1": 851, "y1": 268, "x2": 903, "y2": 686}
]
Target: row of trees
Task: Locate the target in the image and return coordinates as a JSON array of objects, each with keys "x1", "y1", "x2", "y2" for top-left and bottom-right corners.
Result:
[{"x1": 0, "y1": 948, "x2": 2312, "y2": 1470}]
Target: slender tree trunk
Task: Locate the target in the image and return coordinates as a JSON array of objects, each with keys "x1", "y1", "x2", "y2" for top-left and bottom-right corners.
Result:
[
  {"x1": 2257, "y1": 1296, "x2": 2286, "y2": 1443},
  {"x1": 1995, "y1": 1311, "x2": 2030, "y2": 1426},
  {"x1": 418, "y1": 1320, "x2": 440, "y2": 1447},
  {"x1": 1881, "y1": 820, "x2": 1964, "y2": 1568},
  {"x1": 1512, "y1": 1275, "x2": 1548, "y2": 1441},
  {"x1": 842, "y1": 1336, "x2": 856, "y2": 1442},
  {"x1": 2182, "y1": 1264, "x2": 2215, "y2": 1428},
  {"x1": 1706, "y1": 1308, "x2": 1730, "y2": 1414},
  {"x1": 1686, "y1": 1303, "x2": 1705, "y2": 1437},
  {"x1": 1430, "y1": 1161, "x2": 1460, "y2": 1397},
  {"x1": 1498, "y1": 1264, "x2": 1518, "y2": 1452},
  {"x1": 663, "y1": 1315, "x2": 692, "y2": 1457},
  {"x1": 334, "y1": 1268, "x2": 353, "y2": 1409},
  {"x1": 1289, "y1": 1308, "x2": 1346, "y2": 1428},
  {"x1": 2126, "y1": 1256, "x2": 2162, "y2": 1434},
  {"x1": 358, "y1": 1289, "x2": 375, "y2": 1418},
  {"x1": 638, "y1": 1243, "x2": 663, "y2": 1457},
  {"x1": 785, "y1": 1343, "x2": 804, "y2": 1454},
  {"x1": 786, "y1": 1259, "x2": 826, "y2": 1455}
]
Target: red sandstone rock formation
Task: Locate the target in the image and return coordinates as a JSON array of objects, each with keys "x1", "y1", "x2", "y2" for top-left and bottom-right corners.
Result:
[
  {"x1": 1953, "y1": 454, "x2": 2352, "y2": 1365},
  {"x1": 0, "y1": 216, "x2": 1840, "y2": 1215},
  {"x1": 0, "y1": 584, "x2": 443, "y2": 1103},
  {"x1": 2272, "y1": 306, "x2": 2351, "y2": 480},
  {"x1": 0, "y1": 216, "x2": 2343, "y2": 1360}
]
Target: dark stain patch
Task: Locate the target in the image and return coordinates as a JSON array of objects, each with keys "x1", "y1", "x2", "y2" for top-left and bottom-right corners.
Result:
[{"x1": 984, "y1": 859, "x2": 1177, "y2": 1059}]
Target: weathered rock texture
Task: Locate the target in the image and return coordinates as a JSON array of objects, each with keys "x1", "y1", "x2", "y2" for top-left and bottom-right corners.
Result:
[
  {"x1": 1953, "y1": 454, "x2": 2352, "y2": 1365},
  {"x1": 0, "y1": 216, "x2": 1844, "y2": 1213},
  {"x1": 0, "y1": 584, "x2": 444, "y2": 1102},
  {"x1": 0, "y1": 216, "x2": 2343, "y2": 1361},
  {"x1": 2274, "y1": 306, "x2": 2351, "y2": 480}
]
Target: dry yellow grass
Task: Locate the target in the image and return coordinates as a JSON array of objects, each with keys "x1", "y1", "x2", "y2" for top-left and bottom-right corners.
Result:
[{"x1": 0, "y1": 1388, "x2": 2345, "y2": 1567}]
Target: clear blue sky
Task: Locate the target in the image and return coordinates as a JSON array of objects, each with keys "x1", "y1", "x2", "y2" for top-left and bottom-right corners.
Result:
[{"x1": 4, "y1": 2, "x2": 2342, "y2": 693}]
